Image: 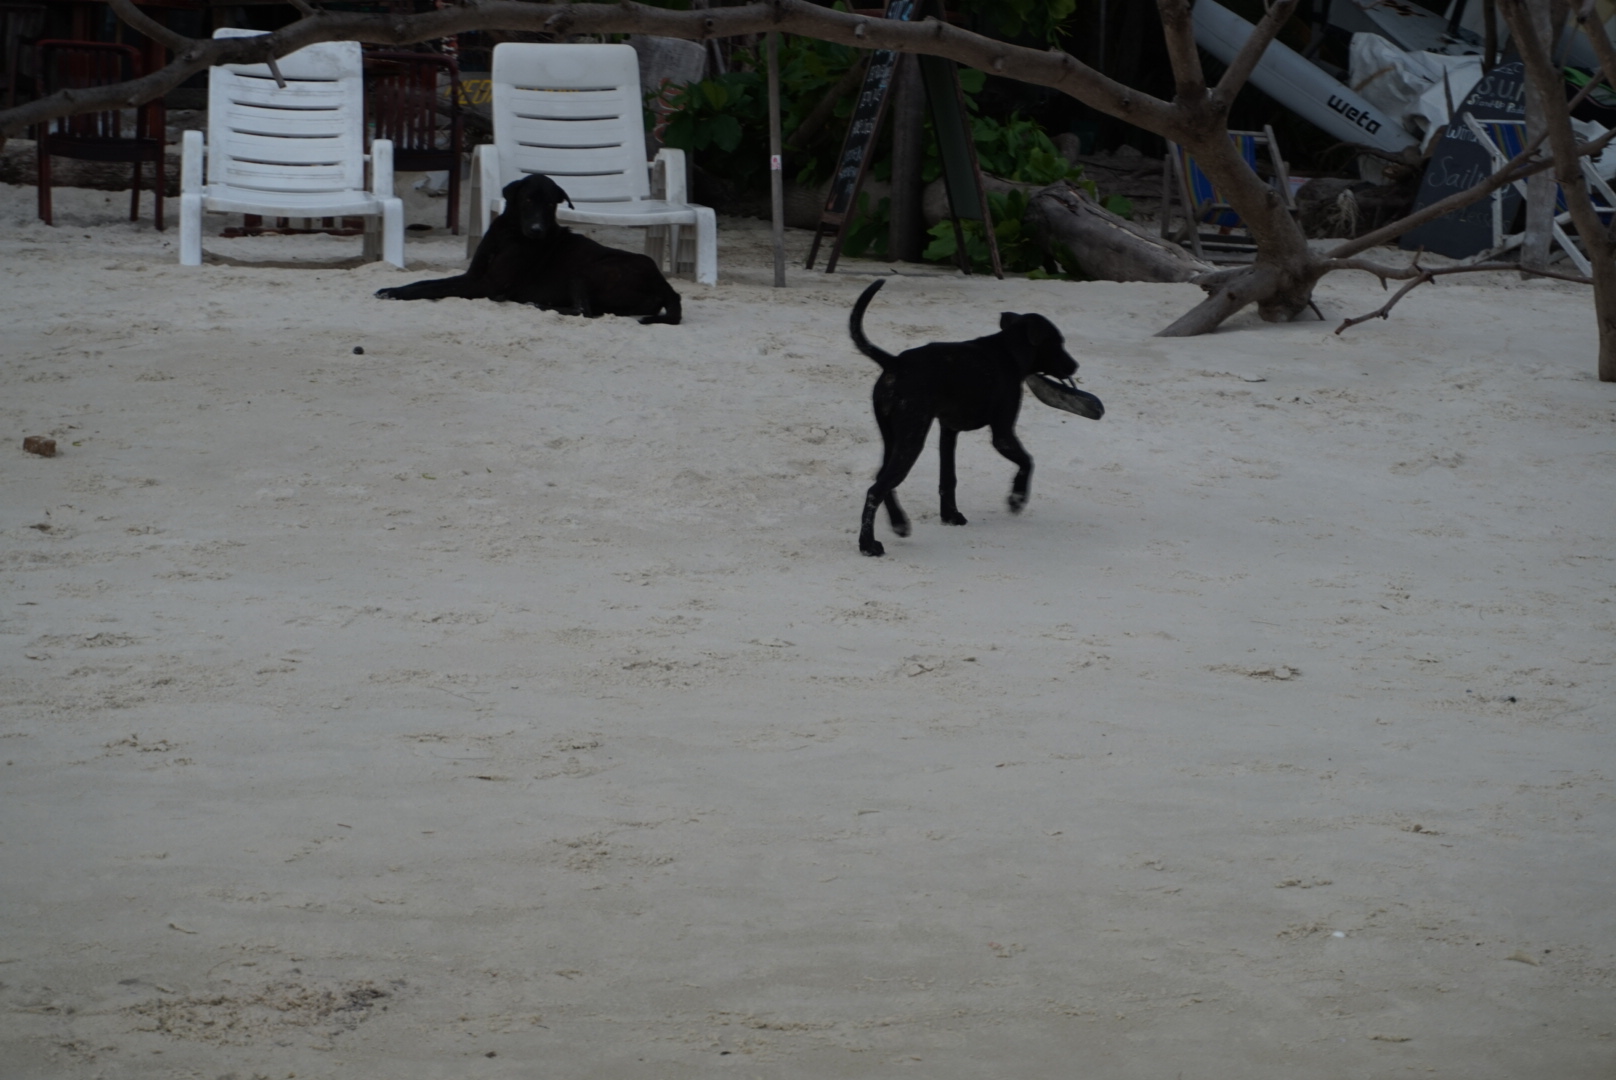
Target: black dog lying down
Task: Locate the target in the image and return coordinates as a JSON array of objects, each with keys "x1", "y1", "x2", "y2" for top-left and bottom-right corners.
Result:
[
  {"x1": 849, "y1": 279, "x2": 1102, "y2": 557},
  {"x1": 376, "y1": 173, "x2": 681, "y2": 325}
]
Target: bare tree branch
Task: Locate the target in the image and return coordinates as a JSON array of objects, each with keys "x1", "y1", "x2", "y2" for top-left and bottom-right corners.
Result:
[
  {"x1": 1324, "y1": 151, "x2": 1547, "y2": 258},
  {"x1": 1155, "y1": 0, "x2": 1208, "y2": 107},
  {"x1": 1209, "y1": 0, "x2": 1301, "y2": 111},
  {"x1": 1577, "y1": 0, "x2": 1616, "y2": 98},
  {"x1": 0, "y1": 1, "x2": 1175, "y2": 139},
  {"x1": 1334, "y1": 258, "x2": 1592, "y2": 335}
]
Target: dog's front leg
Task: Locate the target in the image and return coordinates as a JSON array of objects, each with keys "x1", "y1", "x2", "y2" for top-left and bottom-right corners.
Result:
[
  {"x1": 859, "y1": 486, "x2": 889, "y2": 557},
  {"x1": 989, "y1": 424, "x2": 1034, "y2": 513},
  {"x1": 937, "y1": 427, "x2": 967, "y2": 526},
  {"x1": 375, "y1": 273, "x2": 488, "y2": 301},
  {"x1": 568, "y1": 279, "x2": 596, "y2": 318}
]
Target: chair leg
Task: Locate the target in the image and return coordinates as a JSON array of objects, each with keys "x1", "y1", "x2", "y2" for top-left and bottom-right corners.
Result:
[
  {"x1": 381, "y1": 198, "x2": 405, "y2": 269},
  {"x1": 675, "y1": 225, "x2": 696, "y2": 278},
  {"x1": 644, "y1": 224, "x2": 668, "y2": 270},
  {"x1": 446, "y1": 162, "x2": 460, "y2": 235},
  {"x1": 693, "y1": 207, "x2": 717, "y2": 286},
  {"x1": 179, "y1": 192, "x2": 203, "y2": 265},
  {"x1": 153, "y1": 155, "x2": 165, "y2": 232},
  {"x1": 130, "y1": 160, "x2": 141, "y2": 222},
  {"x1": 37, "y1": 146, "x2": 51, "y2": 225}
]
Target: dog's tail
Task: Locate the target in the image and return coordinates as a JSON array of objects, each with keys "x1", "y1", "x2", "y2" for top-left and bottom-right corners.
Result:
[{"x1": 849, "y1": 279, "x2": 896, "y2": 369}]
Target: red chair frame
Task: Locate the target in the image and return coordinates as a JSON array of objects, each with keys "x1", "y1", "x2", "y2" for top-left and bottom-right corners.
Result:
[{"x1": 33, "y1": 39, "x2": 166, "y2": 230}]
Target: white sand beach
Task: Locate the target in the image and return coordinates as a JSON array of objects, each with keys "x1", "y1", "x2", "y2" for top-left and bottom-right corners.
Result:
[{"x1": 3, "y1": 181, "x2": 1615, "y2": 1079}]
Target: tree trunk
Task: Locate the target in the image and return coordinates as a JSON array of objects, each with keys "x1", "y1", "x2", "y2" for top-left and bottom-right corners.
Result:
[
  {"x1": 1024, "y1": 183, "x2": 1211, "y2": 282},
  {"x1": 1520, "y1": 0, "x2": 1567, "y2": 271},
  {"x1": 1503, "y1": 0, "x2": 1616, "y2": 380}
]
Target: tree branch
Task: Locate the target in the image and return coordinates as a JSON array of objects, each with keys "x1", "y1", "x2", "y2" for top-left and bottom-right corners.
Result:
[
  {"x1": 1209, "y1": 0, "x2": 1301, "y2": 110},
  {"x1": 1334, "y1": 258, "x2": 1591, "y2": 335},
  {"x1": 0, "y1": 1, "x2": 1178, "y2": 139},
  {"x1": 1325, "y1": 136, "x2": 1550, "y2": 258},
  {"x1": 1156, "y1": 0, "x2": 1207, "y2": 106}
]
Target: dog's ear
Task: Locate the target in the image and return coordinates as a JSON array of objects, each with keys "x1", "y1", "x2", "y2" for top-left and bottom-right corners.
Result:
[
  {"x1": 501, "y1": 177, "x2": 528, "y2": 202},
  {"x1": 560, "y1": 187, "x2": 575, "y2": 209},
  {"x1": 1000, "y1": 313, "x2": 1056, "y2": 369}
]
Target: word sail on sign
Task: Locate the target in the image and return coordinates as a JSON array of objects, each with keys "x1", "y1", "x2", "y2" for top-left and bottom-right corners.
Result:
[{"x1": 805, "y1": 0, "x2": 1001, "y2": 277}]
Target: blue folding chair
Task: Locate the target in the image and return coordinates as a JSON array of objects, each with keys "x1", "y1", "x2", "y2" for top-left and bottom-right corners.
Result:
[{"x1": 1162, "y1": 125, "x2": 1294, "y2": 261}]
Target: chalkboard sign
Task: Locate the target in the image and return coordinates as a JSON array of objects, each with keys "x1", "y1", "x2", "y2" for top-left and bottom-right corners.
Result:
[
  {"x1": 1401, "y1": 61, "x2": 1527, "y2": 258},
  {"x1": 806, "y1": 0, "x2": 913, "y2": 270},
  {"x1": 828, "y1": 8, "x2": 910, "y2": 215}
]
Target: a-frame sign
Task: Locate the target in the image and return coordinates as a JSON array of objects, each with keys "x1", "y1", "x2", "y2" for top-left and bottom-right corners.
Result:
[{"x1": 804, "y1": 0, "x2": 1002, "y2": 277}]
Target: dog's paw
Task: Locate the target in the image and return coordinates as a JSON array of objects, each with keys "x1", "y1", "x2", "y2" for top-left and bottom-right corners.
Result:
[
  {"x1": 941, "y1": 510, "x2": 968, "y2": 526},
  {"x1": 889, "y1": 516, "x2": 911, "y2": 537},
  {"x1": 859, "y1": 537, "x2": 886, "y2": 557},
  {"x1": 1007, "y1": 491, "x2": 1028, "y2": 514},
  {"x1": 374, "y1": 287, "x2": 402, "y2": 300}
]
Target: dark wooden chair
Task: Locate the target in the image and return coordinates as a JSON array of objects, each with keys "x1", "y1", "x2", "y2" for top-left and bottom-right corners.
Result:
[
  {"x1": 366, "y1": 49, "x2": 463, "y2": 233},
  {"x1": 33, "y1": 39, "x2": 165, "y2": 230}
]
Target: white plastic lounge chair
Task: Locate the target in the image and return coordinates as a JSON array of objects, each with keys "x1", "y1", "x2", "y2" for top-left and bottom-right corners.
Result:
[
  {"x1": 180, "y1": 29, "x2": 404, "y2": 268},
  {"x1": 468, "y1": 42, "x2": 717, "y2": 286},
  {"x1": 1462, "y1": 113, "x2": 1592, "y2": 276}
]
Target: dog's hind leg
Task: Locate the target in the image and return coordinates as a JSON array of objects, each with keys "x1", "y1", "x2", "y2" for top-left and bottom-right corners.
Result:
[
  {"x1": 861, "y1": 427, "x2": 928, "y2": 557},
  {"x1": 989, "y1": 423, "x2": 1034, "y2": 513},
  {"x1": 937, "y1": 427, "x2": 968, "y2": 526}
]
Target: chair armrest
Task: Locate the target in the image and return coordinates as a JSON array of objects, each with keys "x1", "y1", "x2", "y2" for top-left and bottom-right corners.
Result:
[
  {"x1": 182, "y1": 129, "x2": 204, "y2": 194},
  {"x1": 371, "y1": 138, "x2": 395, "y2": 198},
  {"x1": 653, "y1": 147, "x2": 688, "y2": 205}
]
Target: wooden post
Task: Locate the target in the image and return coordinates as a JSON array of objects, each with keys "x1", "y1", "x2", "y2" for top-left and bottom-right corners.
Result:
[
  {"x1": 888, "y1": 53, "x2": 924, "y2": 261},
  {"x1": 768, "y1": 30, "x2": 786, "y2": 287}
]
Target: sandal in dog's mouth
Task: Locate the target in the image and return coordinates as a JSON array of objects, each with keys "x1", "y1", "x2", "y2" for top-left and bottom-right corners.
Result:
[{"x1": 1025, "y1": 374, "x2": 1105, "y2": 420}]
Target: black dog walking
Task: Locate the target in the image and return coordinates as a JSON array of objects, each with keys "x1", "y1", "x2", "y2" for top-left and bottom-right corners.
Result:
[
  {"x1": 849, "y1": 279, "x2": 1101, "y2": 557},
  {"x1": 376, "y1": 173, "x2": 682, "y2": 325}
]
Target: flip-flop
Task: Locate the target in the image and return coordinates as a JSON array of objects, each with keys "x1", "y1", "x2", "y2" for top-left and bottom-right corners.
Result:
[{"x1": 1025, "y1": 374, "x2": 1105, "y2": 420}]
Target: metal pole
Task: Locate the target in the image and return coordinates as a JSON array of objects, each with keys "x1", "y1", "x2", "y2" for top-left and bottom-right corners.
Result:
[{"x1": 768, "y1": 30, "x2": 786, "y2": 287}]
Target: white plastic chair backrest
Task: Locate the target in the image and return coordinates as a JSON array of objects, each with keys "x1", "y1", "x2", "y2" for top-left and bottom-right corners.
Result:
[
  {"x1": 208, "y1": 28, "x2": 366, "y2": 195},
  {"x1": 491, "y1": 43, "x2": 649, "y2": 207}
]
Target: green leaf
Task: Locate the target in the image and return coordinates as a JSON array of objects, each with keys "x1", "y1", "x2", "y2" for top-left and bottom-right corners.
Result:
[
  {"x1": 707, "y1": 114, "x2": 743, "y2": 154},
  {"x1": 699, "y1": 80, "x2": 729, "y2": 110},
  {"x1": 1101, "y1": 194, "x2": 1134, "y2": 219}
]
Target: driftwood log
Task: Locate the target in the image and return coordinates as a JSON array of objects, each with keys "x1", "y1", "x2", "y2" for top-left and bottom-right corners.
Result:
[{"x1": 1024, "y1": 182, "x2": 1211, "y2": 283}]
